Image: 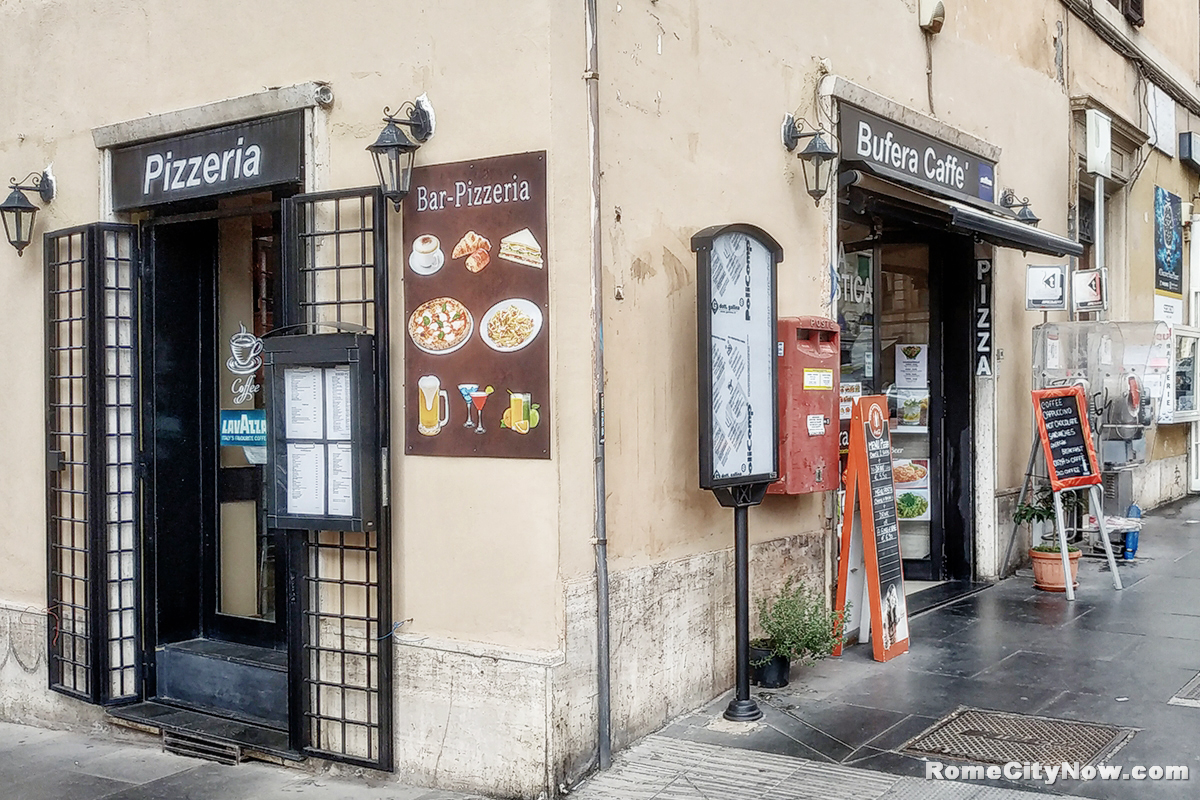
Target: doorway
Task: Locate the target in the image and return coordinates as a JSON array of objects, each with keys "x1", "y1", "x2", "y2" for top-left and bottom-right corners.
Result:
[
  {"x1": 142, "y1": 195, "x2": 290, "y2": 730},
  {"x1": 839, "y1": 230, "x2": 974, "y2": 583}
]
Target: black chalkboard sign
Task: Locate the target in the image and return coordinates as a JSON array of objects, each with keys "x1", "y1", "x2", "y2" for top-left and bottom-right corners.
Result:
[{"x1": 1032, "y1": 386, "x2": 1101, "y2": 491}]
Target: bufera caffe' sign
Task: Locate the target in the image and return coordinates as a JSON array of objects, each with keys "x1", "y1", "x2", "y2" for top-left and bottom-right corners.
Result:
[
  {"x1": 838, "y1": 104, "x2": 996, "y2": 204},
  {"x1": 111, "y1": 112, "x2": 304, "y2": 210}
]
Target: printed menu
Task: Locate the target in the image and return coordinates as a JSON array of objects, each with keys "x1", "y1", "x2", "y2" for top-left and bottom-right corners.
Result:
[
  {"x1": 281, "y1": 366, "x2": 358, "y2": 517},
  {"x1": 402, "y1": 151, "x2": 550, "y2": 459}
]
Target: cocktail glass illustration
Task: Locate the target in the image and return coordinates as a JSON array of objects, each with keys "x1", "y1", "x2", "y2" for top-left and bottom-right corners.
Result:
[
  {"x1": 457, "y1": 383, "x2": 479, "y2": 428},
  {"x1": 471, "y1": 390, "x2": 491, "y2": 434}
]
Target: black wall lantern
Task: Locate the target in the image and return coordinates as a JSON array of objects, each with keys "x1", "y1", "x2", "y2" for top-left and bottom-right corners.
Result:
[
  {"x1": 1, "y1": 170, "x2": 55, "y2": 256},
  {"x1": 782, "y1": 114, "x2": 836, "y2": 205},
  {"x1": 1000, "y1": 188, "x2": 1041, "y2": 226},
  {"x1": 368, "y1": 94, "x2": 436, "y2": 211}
]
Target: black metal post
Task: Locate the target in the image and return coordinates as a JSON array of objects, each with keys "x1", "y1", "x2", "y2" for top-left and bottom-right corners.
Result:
[{"x1": 724, "y1": 503, "x2": 762, "y2": 721}]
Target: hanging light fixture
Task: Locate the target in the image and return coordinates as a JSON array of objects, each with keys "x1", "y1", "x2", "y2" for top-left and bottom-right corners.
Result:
[
  {"x1": 782, "y1": 114, "x2": 837, "y2": 205},
  {"x1": 1000, "y1": 188, "x2": 1041, "y2": 226},
  {"x1": 1, "y1": 170, "x2": 55, "y2": 256},
  {"x1": 368, "y1": 94, "x2": 436, "y2": 211}
]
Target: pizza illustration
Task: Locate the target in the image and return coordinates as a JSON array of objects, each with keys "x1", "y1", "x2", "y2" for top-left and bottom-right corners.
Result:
[{"x1": 408, "y1": 297, "x2": 473, "y2": 354}]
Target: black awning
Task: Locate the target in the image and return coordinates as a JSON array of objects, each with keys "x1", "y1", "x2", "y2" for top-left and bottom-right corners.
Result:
[
  {"x1": 944, "y1": 200, "x2": 1083, "y2": 258},
  {"x1": 841, "y1": 167, "x2": 1083, "y2": 258}
]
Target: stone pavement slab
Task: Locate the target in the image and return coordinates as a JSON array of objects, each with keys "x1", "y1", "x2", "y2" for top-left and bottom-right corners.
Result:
[{"x1": 0, "y1": 720, "x2": 486, "y2": 800}]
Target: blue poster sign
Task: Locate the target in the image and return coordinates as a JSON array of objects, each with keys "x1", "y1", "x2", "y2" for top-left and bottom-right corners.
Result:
[
  {"x1": 220, "y1": 409, "x2": 267, "y2": 446},
  {"x1": 1155, "y1": 186, "x2": 1183, "y2": 298}
]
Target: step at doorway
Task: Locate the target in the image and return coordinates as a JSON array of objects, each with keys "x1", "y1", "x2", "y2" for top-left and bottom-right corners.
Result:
[{"x1": 156, "y1": 639, "x2": 288, "y2": 730}]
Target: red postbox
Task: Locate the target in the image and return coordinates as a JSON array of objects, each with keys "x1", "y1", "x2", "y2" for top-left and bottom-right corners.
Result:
[{"x1": 769, "y1": 316, "x2": 840, "y2": 494}]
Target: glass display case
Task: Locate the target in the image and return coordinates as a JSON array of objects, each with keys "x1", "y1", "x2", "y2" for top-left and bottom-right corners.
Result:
[
  {"x1": 1169, "y1": 325, "x2": 1200, "y2": 424},
  {"x1": 1032, "y1": 321, "x2": 1171, "y2": 469}
]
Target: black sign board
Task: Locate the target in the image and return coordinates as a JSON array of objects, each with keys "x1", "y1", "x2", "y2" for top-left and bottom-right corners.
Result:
[
  {"x1": 975, "y1": 259, "x2": 993, "y2": 377},
  {"x1": 1032, "y1": 386, "x2": 1101, "y2": 491},
  {"x1": 864, "y1": 415, "x2": 902, "y2": 587},
  {"x1": 111, "y1": 112, "x2": 304, "y2": 210},
  {"x1": 838, "y1": 103, "x2": 996, "y2": 204},
  {"x1": 262, "y1": 333, "x2": 378, "y2": 532},
  {"x1": 692, "y1": 223, "x2": 781, "y2": 490}
]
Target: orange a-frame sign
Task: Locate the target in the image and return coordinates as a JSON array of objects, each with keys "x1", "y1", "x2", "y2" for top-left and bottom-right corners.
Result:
[
  {"x1": 1031, "y1": 385, "x2": 1102, "y2": 492},
  {"x1": 833, "y1": 395, "x2": 909, "y2": 662}
]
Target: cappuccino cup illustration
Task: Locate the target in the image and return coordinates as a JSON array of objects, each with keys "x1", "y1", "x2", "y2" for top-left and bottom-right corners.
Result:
[{"x1": 412, "y1": 234, "x2": 441, "y2": 268}]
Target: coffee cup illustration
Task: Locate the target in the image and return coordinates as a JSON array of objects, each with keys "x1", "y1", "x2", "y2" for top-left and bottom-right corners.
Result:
[
  {"x1": 227, "y1": 323, "x2": 263, "y2": 375},
  {"x1": 412, "y1": 234, "x2": 442, "y2": 269}
]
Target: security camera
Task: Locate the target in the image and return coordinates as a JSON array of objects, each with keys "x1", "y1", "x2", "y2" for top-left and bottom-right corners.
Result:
[{"x1": 919, "y1": 0, "x2": 945, "y2": 33}]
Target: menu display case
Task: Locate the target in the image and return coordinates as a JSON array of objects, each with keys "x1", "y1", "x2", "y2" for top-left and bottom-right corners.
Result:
[{"x1": 262, "y1": 333, "x2": 378, "y2": 531}]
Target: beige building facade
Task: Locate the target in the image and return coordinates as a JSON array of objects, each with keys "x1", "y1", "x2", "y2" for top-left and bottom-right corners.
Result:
[{"x1": 0, "y1": 1, "x2": 1198, "y2": 797}]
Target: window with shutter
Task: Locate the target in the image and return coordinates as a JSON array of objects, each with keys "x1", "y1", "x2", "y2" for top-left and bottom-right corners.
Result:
[{"x1": 1124, "y1": 0, "x2": 1145, "y2": 27}]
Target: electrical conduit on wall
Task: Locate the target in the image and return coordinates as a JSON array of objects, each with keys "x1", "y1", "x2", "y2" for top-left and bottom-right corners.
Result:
[{"x1": 584, "y1": 0, "x2": 612, "y2": 773}]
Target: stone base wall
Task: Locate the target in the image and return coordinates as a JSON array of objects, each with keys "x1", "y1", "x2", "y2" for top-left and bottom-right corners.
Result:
[
  {"x1": 0, "y1": 605, "x2": 110, "y2": 733},
  {"x1": 1132, "y1": 454, "x2": 1188, "y2": 511},
  {"x1": 0, "y1": 529, "x2": 828, "y2": 798},
  {"x1": 389, "y1": 529, "x2": 827, "y2": 797}
]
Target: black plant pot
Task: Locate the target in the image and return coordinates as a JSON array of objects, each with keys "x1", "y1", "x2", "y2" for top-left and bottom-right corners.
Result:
[{"x1": 750, "y1": 645, "x2": 790, "y2": 688}]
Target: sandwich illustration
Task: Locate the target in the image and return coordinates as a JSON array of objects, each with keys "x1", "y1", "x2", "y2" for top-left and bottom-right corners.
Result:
[{"x1": 498, "y1": 228, "x2": 543, "y2": 268}]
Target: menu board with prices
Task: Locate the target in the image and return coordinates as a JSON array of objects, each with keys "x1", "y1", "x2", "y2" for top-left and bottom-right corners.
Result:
[
  {"x1": 262, "y1": 333, "x2": 378, "y2": 531},
  {"x1": 693, "y1": 225, "x2": 781, "y2": 489},
  {"x1": 401, "y1": 151, "x2": 550, "y2": 459},
  {"x1": 1032, "y1": 385, "x2": 1101, "y2": 491},
  {"x1": 833, "y1": 395, "x2": 910, "y2": 663}
]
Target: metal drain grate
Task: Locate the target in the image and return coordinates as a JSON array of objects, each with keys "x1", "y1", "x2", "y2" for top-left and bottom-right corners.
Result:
[
  {"x1": 163, "y1": 730, "x2": 244, "y2": 765},
  {"x1": 1168, "y1": 672, "x2": 1200, "y2": 708},
  {"x1": 903, "y1": 708, "x2": 1134, "y2": 766}
]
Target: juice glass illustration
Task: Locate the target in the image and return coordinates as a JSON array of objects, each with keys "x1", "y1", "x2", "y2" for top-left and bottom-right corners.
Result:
[
  {"x1": 509, "y1": 392, "x2": 531, "y2": 434},
  {"x1": 458, "y1": 383, "x2": 479, "y2": 428},
  {"x1": 417, "y1": 375, "x2": 449, "y2": 436},
  {"x1": 471, "y1": 390, "x2": 491, "y2": 434}
]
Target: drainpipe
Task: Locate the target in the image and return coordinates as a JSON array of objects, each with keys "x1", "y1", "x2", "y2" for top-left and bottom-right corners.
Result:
[{"x1": 584, "y1": 0, "x2": 612, "y2": 772}]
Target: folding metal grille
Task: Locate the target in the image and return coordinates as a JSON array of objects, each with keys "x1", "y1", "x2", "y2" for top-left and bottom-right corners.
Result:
[
  {"x1": 46, "y1": 229, "x2": 92, "y2": 699},
  {"x1": 45, "y1": 224, "x2": 141, "y2": 705},
  {"x1": 285, "y1": 189, "x2": 391, "y2": 770}
]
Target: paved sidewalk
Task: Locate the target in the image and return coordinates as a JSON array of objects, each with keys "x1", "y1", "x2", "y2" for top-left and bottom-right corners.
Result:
[
  {"x1": 577, "y1": 497, "x2": 1200, "y2": 800},
  {"x1": 571, "y1": 735, "x2": 1087, "y2": 800},
  {"x1": 0, "y1": 720, "x2": 483, "y2": 800}
]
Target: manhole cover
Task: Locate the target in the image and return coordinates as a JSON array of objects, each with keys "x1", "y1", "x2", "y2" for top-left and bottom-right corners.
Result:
[
  {"x1": 903, "y1": 708, "x2": 1134, "y2": 765},
  {"x1": 1168, "y1": 672, "x2": 1200, "y2": 707}
]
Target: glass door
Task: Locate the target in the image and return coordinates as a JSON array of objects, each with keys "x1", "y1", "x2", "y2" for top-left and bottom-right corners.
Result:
[
  {"x1": 210, "y1": 202, "x2": 285, "y2": 646},
  {"x1": 839, "y1": 240, "x2": 947, "y2": 581},
  {"x1": 877, "y1": 244, "x2": 940, "y2": 580}
]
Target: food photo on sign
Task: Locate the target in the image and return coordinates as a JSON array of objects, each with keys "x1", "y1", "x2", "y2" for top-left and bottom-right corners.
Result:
[{"x1": 402, "y1": 151, "x2": 550, "y2": 459}]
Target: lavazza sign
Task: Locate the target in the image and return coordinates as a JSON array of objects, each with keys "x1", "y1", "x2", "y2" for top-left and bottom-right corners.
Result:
[
  {"x1": 111, "y1": 112, "x2": 304, "y2": 211},
  {"x1": 839, "y1": 104, "x2": 996, "y2": 203}
]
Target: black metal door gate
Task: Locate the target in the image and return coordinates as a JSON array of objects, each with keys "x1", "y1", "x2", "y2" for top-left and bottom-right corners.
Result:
[
  {"x1": 44, "y1": 224, "x2": 141, "y2": 705},
  {"x1": 282, "y1": 188, "x2": 393, "y2": 770}
]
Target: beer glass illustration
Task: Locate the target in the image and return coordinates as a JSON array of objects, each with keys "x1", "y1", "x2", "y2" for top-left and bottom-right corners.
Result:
[{"x1": 417, "y1": 375, "x2": 449, "y2": 436}]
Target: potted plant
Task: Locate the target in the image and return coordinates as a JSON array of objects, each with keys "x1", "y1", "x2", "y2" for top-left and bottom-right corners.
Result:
[
  {"x1": 1030, "y1": 542, "x2": 1082, "y2": 592},
  {"x1": 1013, "y1": 487, "x2": 1056, "y2": 544},
  {"x1": 750, "y1": 576, "x2": 846, "y2": 689}
]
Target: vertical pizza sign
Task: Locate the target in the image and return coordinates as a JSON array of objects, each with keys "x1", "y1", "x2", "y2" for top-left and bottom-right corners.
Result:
[{"x1": 402, "y1": 151, "x2": 549, "y2": 458}]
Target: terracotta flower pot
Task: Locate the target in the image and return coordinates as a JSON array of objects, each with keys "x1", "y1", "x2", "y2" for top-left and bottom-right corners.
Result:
[{"x1": 1030, "y1": 547, "x2": 1081, "y2": 592}]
